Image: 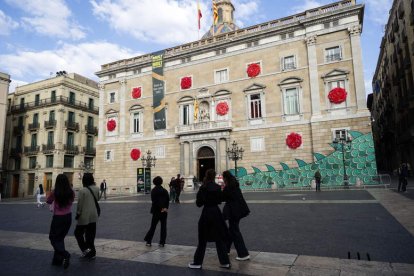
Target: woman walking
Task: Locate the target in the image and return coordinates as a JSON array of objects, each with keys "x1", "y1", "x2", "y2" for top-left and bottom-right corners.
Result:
[
  {"x1": 222, "y1": 170, "x2": 250, "y2": 261},
  {"x1": 169, "y1": 177, "x2": 176, "y2": 203},
  {"x1": 188, "y1": 169, "x2": 231, "y2": 269},
  {"x1": 35, "y1": 184, "x2": 46, "y2": 208},
  {"x1": 144, "y1": 176, "x2": 169, "y2": 247},
  {"x1": 74, "y1": 173, "x2": 100, "y2": 260},
  {"x1": 46, "y1": 174, "x2": 75, "y2": 269}
]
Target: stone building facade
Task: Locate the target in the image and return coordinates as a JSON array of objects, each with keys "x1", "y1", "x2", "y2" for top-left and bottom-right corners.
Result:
[
  {"x1": 0, "y1": 72, "x2": 11, "y2": 196},
  {"x1": 372, "y1": 0, "x2": 414, "y2": 173},
  {"x1": 3, "y1": 73, "x2": 98, "y2": 197},
  {"x1": 95, "y1": 0, "x2": 373, "y2": 192}
]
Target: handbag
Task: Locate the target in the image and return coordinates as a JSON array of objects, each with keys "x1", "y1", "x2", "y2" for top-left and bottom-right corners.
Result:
[{"x1": 86, "y1": 187, "x2": 101, "y2": 216}]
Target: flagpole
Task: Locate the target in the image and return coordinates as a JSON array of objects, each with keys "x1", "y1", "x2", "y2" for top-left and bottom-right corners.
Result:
[{"x1": 197, "y1": 0, "x2": 200, "y2": 40}]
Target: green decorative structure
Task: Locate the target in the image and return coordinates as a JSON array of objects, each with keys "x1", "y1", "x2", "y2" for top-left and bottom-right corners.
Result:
[{"x1": 229, "y1": 131, "x2": 378, "y2": 190}]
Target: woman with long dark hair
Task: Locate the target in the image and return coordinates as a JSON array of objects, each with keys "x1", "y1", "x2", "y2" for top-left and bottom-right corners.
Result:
[
  {"x1": 75, "y1": 173, "x2": 100, "y2": 260},
  {"x1": 188, "y1": 169, "x2": 231, "y2": 269},
  {"x1": 46, "y1": 174, "x2": 75, "y2": 269},
  {"x1": 222, "y1": 170, "x2": 250, "y2": 261}
]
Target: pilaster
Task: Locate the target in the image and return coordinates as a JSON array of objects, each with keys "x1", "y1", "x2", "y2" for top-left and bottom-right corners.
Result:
[
  {"x1": 98, "y1": 83, "x2": 105, "y2": 143},
  {"x1": 180, "y1": 142, "x2": 184, "y2": 175},
  {"x1": 306, "y1": 35, "x2": 321, "y2": 117},
  {"x1": 119, "y1": 79, "x2": 127, "y2": 138},
  {"x1": 215, "y1": 138, "x2": 221, "y2": 173}
]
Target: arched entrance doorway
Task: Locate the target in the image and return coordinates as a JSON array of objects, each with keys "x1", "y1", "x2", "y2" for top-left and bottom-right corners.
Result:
[{"x1": 197, "y1": 146, "x2": 215, "y2": 182}]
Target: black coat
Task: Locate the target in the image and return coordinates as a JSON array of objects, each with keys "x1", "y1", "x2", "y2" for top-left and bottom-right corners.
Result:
[
  {"x1": 150, "y1": 186, "x2": 170, "y2": 214},
  {"x1": 196, "y1": 182, "x2": 228, "y2": 242},
  {"x1": 222, "y1": 185, "x2": 250, "y2": 221}
]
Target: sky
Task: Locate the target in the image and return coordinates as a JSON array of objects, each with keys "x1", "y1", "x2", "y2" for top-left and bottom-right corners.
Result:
[{"x1": 0, "y1": 0, "x2": 392, "y2": 95}]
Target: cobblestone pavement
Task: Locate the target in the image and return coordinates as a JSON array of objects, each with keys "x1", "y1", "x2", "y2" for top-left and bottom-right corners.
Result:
[{"x1": 1, "y1": 189, "x2": 414, "y2": 275}]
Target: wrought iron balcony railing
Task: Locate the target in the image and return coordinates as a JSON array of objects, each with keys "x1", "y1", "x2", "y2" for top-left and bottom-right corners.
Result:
[
  {"x1": 24, "y1": 146, "x2": 40, "y2": 155},
  {"x1": 13, "y1": 126, "x2": 24, "y2": 135},
  {"x1": 175, "y1": 120, "x2": 232, "y2": 136},
  {"x1": 64, "y1": 144, "x2": 79, "y2": 155},
  {"x1": 42, "y1": 144, "x2": 55, "y2": 153},
  {"x1": 83, "y1": 147, "x2": 96, "y2": 156},
  {"x1": 28, "y1": 122, "x2": 40, "y2": 131},
  {"x1": 65, "y1": 121, "x2": 79, "y2": 132},
  {"x1": 85, "y1": 125, "x2": 98, "y2": 135},
  {"x1": 44, "y1": 120, "x2": 57, "y2": 129}
]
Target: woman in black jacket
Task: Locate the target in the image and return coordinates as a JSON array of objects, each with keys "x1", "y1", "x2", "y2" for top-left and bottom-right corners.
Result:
[
  {"x1": 222, "y1": 170, "x2": 250, "y2": 261},
  {"x1": 188, "y1": 169, "x2": 231, "y2": 269},
  {"x1": 144, "y1": 176, "x2": 169, "y2": 247}
]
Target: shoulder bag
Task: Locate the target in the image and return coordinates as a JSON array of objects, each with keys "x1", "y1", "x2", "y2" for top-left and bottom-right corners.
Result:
[{"x1": 86, "y1": 187, "x2": 101, "y2": 216}]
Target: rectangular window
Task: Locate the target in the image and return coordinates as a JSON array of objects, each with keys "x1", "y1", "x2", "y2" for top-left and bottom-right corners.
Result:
[
  {"x1": 326, "y1": 46, "x2": 342, "y2": 62},
  {"x1": 20, "y1": 98, "x2": 25, "y2": 109},
  {"x1": 67, "y1": 132, "x2": 74, "y2": 147},
  {"x1": 18, "y1": 116, "x2": 24, "y2": 127},
  {"x1": 51, "y1": 90, "x2": 56, "y2": 102},
  {"x1": 16, "y1": 135, "x2": 22, "y2": 150},
  {"x1": 88, "y1": 98, "x2": 94, "y2": 110},
  {"x1": 249, "y1": 94, "x2": 262, "y2": 119},
  {"x1": 29, "y1": 157, "x2": 37, "y2": 169},
  {"x1": 64, "y1": 155, "x2": 74, "y2": 168},
  {"x1": 133, "y1": 113, "x2": 141, "y2": 133},
  {"x1": 84, "y1": 157, "x2": 94, "y2": 168},
  {"x1": 31, "y1": 133, "x2": 37, "y2": 148},
  {"x1": 328, "y1": 80, "x2": 345, "y2": 90},
  {"x1": 284, "y1": 88, "x2": 300, "y2": 115},
  {"x1": 69, "y1": 92, "x2": 75, "y2": 104},
  {"x1": 68, "y1": 111, "x2": 75, "y2": 123},
  {"x1": 333, "y1": 129, "x2": 348, "y2": 140},
  {"x1": 46, "y1": 155, "x2": 54, "y2": 168},
  {"x1": 182, "y1": 105, "x2": 190, "y2": 125},
  {"x1": 250, "y1": 137, "x2": 264, "y2": 152},
  {"x1": 35, "y1": 94, "x2": 40, "y2": 106},
  {"x1": 87, "y1": 116, "x2": 94, "y2": 128},
  {"x1": 49, "y1": 110, "x2": 55, "y2": 121},
  {"x1": 283, "y1": 56, "x2": 296, "y2": 70},
  {"x1": 87, "y1": 135, "x2": 93, "y2": 149},
  {"x1": 215, "y1": 69, "x2": 228, "y2": 83},
  {"x1": 110, "y1": 92, "x2": 115, "y2": 103},
  {"x1": 14, "y1": 158, "x2": 21, "y2": 170},
  {"x1": 105, "y1": 150, "x2": 112, "y2": 161},
  {"x1": 33, "y1": 113, "x2": 38, "y2": 124},
  {"x1": 47, "y1": 131, "x2": 54, "y2": 145},
  {"x1": 154, "y1": 145, "x2": 166, "y2": 158}
]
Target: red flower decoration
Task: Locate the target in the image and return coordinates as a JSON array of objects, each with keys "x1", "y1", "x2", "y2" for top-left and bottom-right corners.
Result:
[
  {"x1": 328, "y1": 87, "x2": 347, "y2": 104},
  {"x1": 216, "y1": 102, "x2": 229, "y2": 116},
  {"x1": 131, "y1": 87, "x2": 142, "y2": 99},
  {"x1": 286, "y1": 132, "x2": 302, "y2": 149},
  {"x1": 107, "y1": 119, "x2": 116, "y2": 132},
  {"x1": 181, "y1": 76, "x2": 192, "y2": 90},
  {"x1": 247, "y1": 63, "x2": 261, "y2": 78},
  {"x1": 130, "y1": 148, "x2": 141, "y2": 161}
]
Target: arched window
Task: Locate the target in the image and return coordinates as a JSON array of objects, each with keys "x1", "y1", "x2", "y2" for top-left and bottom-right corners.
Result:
[{"x1": 218, "y1": 8, "x2": 223, "y2": 23}]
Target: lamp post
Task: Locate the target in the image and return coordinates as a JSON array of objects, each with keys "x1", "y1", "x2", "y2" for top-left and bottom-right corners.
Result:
[
  {"x1": 332, "y1": 131, "x2": 352, "y2": 187},
  {"x1": 141, "y1": 150, "x2": 156, "y2": 194},
  {"x1": 226, "y1": 141, "x2": 244, "y2": 178},
  {"x1": 79, "y1": 161, "x2": 94, "y2": 179}
]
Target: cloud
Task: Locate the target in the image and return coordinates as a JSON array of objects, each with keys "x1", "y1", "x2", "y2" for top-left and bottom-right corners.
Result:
[
  {"x1": 233, "y1": 0, "x2": 260, "y2": 27},
  {"x1": 0, "y1": 42, "x2": 137, "y2": 82},
  {"x1": 5, "y1": 0, "x2": 86, "y2": 40},
  {"x1": 0, "y1": 9, "x2": 19, "y2": 35},
  {"x1": 291, "y1": 0, "x2": 327, "y2": 14},
  {"x1": 9, "y1": 79, "x2": 28, "y2": 93},
  {"x1": 364, "y1": 0, "x2": 393, "y2": 25}
]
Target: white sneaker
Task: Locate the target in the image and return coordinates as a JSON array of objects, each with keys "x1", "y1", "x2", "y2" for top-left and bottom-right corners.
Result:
[
  {"x1": 80, "y1": 248, "x2": 91, "y2": 258},
  {"x1": 236, "y1": 255, "x2": 250, "y2": 261},
  {"x1": 188, "y1": 263, "x2": 202, "y2": 269},
  {"x1": 219, "y1": 263, "x2": 231, "y2": 269}
]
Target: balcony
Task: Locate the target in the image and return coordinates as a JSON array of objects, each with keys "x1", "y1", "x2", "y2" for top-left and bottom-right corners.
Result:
[
  {"x1": 83, "y1": 147, "x2": 96, "y2": 156},
  {"x1": 175, "y1": 120, "x2": 232, "y2": 136},
  {"x1": 64, "y1": 145, "x2": 79, "y2": 155},
  {"x1": 85, "y1": 125, "x2": 98, "y2": 135},
  {"x1": 65, "y1": 121, "x2": 79, "y2": 132},
  {"x1": 13, "y1": 126, "x2": 24, "y2": 135},
  {"x1": 10, "y1": 95, "x2": 99, "y2": 115},
  {"x1": 44, "y1": 120, "x2": 57, "y2": 129},
  {"x1": 24, "y1": 146, "x2": 40, "y2": 155},
  {"x1": 10, "y1": 148, "x2": 23, "y2": 157},
  {"x1": 325, "y1": 53, "x2": 341, "y2": 62},
  {"x1": 28, "y1": 122, "x2": 40, "y2": 131},
  {"x1": 42, "y1": 144, "x2": 55, "y2": 153}
]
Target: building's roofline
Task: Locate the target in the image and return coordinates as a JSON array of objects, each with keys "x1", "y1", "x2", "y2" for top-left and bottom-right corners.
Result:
[{"x1": 96, "y1": 0, "x2": 363, "y2": 77}]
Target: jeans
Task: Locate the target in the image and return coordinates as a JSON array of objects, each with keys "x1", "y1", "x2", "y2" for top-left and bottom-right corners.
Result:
[
  {"x1": 49, "y1": 213, "x2": 72, "y2": 262},
  {"x1": 74, "y1": 223, "x2": 97, "y2": 255}
]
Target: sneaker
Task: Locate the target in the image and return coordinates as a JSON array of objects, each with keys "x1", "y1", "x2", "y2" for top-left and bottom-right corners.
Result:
[
  {"x1": 236, "y1": 255, "x2": 250, "y2": 261},
  {"x1": 146, "y1": 243, "x2": 151, "y2": 247},
  {"x1": 219, "y1": 263, "x2": 231, "y2": 269},
  {"x1": 62, "y1": 256, "x2": 70, "y2": 269},
  {"x1": 80, "y1": 248, "x2": 91, "y2": 258},
  {"x1": 188, "y1": 263, "x2": 202, "y2": 269}
]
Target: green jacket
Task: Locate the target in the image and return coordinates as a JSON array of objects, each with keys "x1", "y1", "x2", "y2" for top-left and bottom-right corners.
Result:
[{"x1": 76, "y1": 185, "x2": 100, "y2": 225}]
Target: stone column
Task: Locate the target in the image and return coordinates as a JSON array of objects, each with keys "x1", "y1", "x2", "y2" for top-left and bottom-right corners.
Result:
[
  {"x1": 119, "y1": 79, "x2": 127, "y2": 138},
  {"x1": 306, "y1": 35, "x2": 321, "y2": 117},
  {"x1": 189, "y1": 141, "x2": 194, "y2": 176},
  {"x1": 348, "y1": 25, "x2": 367, "y2": 111},
  {"x1": 215, "y1": 138, "x2": 221, "y2": 173},
  {"x1": 0, "y1": 72, "x2": 10, "y2": 178},
  {"x1": 97, "y1": 83, "x2": 105, "y2": 143},
  {"x1": 180, "y1": 142, "x2": 184, "y2": 175},
  {"x1": 225, "y1": 138, "x2": 229, "y2": 170}
]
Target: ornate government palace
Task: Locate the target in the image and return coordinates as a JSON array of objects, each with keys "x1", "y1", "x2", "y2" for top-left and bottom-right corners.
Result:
[{"x1": 95, "y1": 0, "x2": 375, "y2": 192}]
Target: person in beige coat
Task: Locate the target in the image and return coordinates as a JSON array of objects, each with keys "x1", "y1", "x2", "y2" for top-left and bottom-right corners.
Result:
[{"x1": 74, "y1": 173, "x2": 100, "y2": 260}]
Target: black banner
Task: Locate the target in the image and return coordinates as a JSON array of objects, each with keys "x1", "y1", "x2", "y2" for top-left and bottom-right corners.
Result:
[{"x1": 152, "y1": 50, "x2": 166, "y2": 130}]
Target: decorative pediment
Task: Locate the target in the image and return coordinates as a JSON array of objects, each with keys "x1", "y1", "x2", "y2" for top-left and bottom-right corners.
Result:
[
  {"x1": 278, "y1": 77, "x2": 303, "y2": 86},
  {"x1": 105, "y1": 108, "x2": 118, "y2": 115},
  {"x1": 213, "y1": 89, "x2": 231, "y2": 97},
  {"x1": 322, "y1": 69, "x2": 349, "y2": 79},
  {"x1": 177, "y1": 95, "x2": 195, "y2": 103},
  {"x1": 243, "y1": 83, "x2": 266, "y2": 92},
  {"x1": 129, "y1": 104, "x2": 144, "y2": 111}
]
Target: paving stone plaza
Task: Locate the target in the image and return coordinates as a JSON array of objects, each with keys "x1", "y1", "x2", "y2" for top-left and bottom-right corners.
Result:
[{"x1": 1, "y1": 185, "x2": 414, "y2": 275}]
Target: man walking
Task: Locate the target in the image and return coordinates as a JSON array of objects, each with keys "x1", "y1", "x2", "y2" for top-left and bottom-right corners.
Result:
[
  {"x1": 398, "y1": 163, "x2": 409, "y2": 192},
  {"x1": 174, "y1": 174, "x2": 183, "y2": 203},
  {"x1": 99, "y1": 179, "x2": 107, "y2": 200},
  {"x1": 314, "y1": 170, "x2": 321, "y2": 192}
]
